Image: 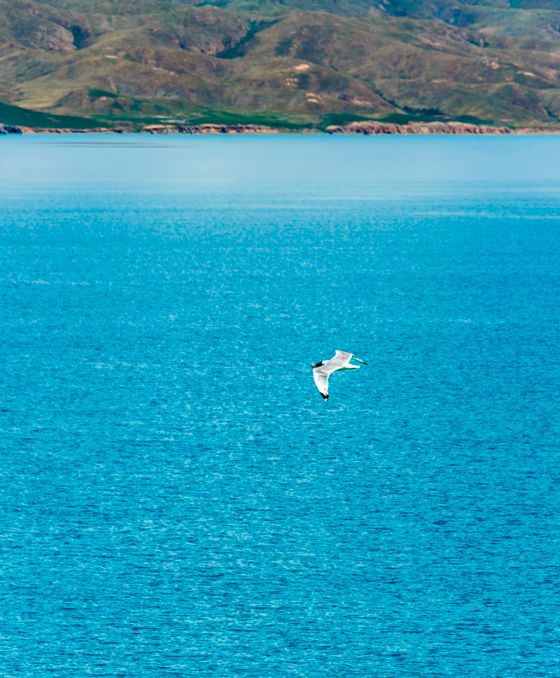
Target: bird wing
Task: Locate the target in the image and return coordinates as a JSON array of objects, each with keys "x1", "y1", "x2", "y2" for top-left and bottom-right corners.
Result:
[
  {"x1": 312, "y1": 368, "x2": 329, "y2": 399},
  {"x1": 325, "y1": 350, "x2": 353, "y2": 371}
]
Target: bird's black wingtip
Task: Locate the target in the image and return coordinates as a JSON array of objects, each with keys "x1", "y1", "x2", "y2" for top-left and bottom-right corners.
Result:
[{"x1": 321, "y1": 393, "x2": 329, "y2": 401}]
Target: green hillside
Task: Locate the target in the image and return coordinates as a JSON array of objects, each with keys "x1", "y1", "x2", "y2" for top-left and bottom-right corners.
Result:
[
  {"x1": 1, "y1": 0, "x2": 560, "y2": 129},
  {"x1": 0, "y1": 101, "x2": 108, "y2": 128}
]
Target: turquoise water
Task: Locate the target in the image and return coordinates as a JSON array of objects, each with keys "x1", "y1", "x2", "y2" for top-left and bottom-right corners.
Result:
[{"x1": 1, "y1": 135, "x2": 560, "y2": 676}]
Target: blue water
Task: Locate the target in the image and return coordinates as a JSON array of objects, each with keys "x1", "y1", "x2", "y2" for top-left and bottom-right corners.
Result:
[{"x1": 1, "y1": 135, "x2": 560, "y2": 677}]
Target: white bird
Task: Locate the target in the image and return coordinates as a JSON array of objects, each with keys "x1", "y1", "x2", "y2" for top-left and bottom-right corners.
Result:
[{"x1": 311, "y1": 350, "x2": 367, "y2": 401}]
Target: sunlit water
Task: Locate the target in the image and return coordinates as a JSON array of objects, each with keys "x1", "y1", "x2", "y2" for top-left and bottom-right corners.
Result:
[{"x1": 1, "y1": 135, "x2": 559, "y2": 676}]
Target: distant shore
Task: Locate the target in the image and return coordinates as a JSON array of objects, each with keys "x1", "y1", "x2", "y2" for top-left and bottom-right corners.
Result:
[{"x1": 2, "y1": 121, "x2": 560, "y2": 136}]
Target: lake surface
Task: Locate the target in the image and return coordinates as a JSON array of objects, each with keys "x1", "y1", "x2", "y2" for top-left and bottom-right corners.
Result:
[{"x1": 1, "y1": 135, "x2": 559, "y2": 677}]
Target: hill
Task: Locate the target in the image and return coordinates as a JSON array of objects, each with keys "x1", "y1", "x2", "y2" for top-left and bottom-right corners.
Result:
[{"x1": 1, "y1": 0, "x2": 560, "y2": 129}]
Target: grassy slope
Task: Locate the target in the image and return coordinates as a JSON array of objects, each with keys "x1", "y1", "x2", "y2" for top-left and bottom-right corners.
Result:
[
  {"x1": 1, "y1": 0, "x2": 559, "y2": 128},
  {"x1": 0, "y1": 100, "x2": 108, "y2": 128}
]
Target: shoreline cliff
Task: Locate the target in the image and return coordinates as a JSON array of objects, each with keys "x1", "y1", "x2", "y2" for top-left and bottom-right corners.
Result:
[{"x1": 2, "y1": 122, "x2": 560, "y2": 136}]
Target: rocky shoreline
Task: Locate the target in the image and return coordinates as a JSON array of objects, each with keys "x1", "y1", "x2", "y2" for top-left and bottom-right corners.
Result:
[
  {"x1": 324, "y1": 121, "x2": 560, "y2": 134},
  {"x1": 2, "y1": 121, "x2": 560, "y2": 135}
]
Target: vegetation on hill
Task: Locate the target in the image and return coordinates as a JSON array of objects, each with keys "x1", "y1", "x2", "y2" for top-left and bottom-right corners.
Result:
[{"x1": 1, "y1": 0, "x2": 560, "y2": 129}]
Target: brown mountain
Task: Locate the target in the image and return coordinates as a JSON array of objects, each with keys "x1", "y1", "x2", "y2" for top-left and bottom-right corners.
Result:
[{"x1": 1, "y1": 0, "x2": 560, "y2": 129}]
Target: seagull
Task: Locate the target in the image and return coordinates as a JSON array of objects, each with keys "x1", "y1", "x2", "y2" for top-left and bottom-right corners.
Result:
[{"x1": 311, "y1": 350, "x2": 367, "y2": 401}]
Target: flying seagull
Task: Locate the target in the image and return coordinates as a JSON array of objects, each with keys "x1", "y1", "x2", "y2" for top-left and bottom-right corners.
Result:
[{"x1": 312, "y1": 350, "x2": 367, "y2": 401}]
